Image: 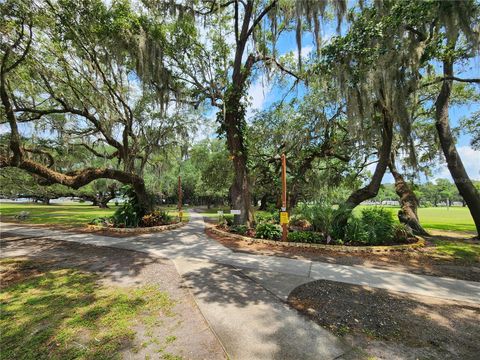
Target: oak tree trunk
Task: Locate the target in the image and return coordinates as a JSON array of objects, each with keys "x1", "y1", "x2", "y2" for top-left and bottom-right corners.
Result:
[
  {"x1": 337, "y1": 111, "x2": 394, "y2": 230},
  {"x1": 435, "y1": 60, "x2": 480, "y2": 236},
  {"x1": 389, "y1": 153, "x2": 428, "y2": 235},
  {"x1": 225, "y1": 106, "x2": 253, "y2": 225}
]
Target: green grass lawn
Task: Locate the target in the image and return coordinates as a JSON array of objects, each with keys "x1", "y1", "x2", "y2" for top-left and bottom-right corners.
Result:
[
  {"x1": 0, "y1": 202, "x2": 188, "y2": 226},
  {"x1": 0, "y1": 258, "x2": 176, "y2": 359},
  {"x1": 428, "y1": 239, "x2": 480, "y2": 262},
  {"x1": 357, "y1": 205, "x2": 476, "y2": 232}
]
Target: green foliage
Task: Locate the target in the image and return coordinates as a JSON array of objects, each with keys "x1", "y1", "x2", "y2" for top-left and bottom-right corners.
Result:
[
  {"x1": 140, "y1": 210, "x2": 172, "y2": 227},
  {"x1": 393, "y1": 223, "x2": 412, "y2": 243},
  {"x1": 342, "y1": 208, "x2": 398, "y2": 245},
  {"x1": 230, "y1": 225, "x2": 248, "y2": 235},
  {"x1": 112, "y1": 186, "x2": 145, "y2": 228},
  {"x1": 343, "y1": 216, "x2": 369, "y2": 244},
  {"x1": 296, "y1": 202, "x2": 347, "y2": 239},
  {"x1": 255, "y1": 223, "x2": 282, "y2": 240},
  {"x1": 287, "y1": 231, "x2": 323, "y2": 244},
  {"x1": 254, "y1": 211, "x2": 276, "y2": 224},
  {"x1": 359, "y1": 207, "x2": 395, "y2": 245}
]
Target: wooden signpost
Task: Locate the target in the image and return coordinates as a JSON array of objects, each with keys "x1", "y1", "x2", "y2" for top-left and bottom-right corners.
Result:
[
  {"x1": 280, "y1": 153, "x2": 288, "y2": 241},
  {"x1": 178, "y1": 176, "x2": 183, "y2": 221}
]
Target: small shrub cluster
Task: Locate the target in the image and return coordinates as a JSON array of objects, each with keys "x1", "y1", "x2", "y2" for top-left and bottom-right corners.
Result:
[
  {"x1": 255, "y1": 223, "x2": 282, "y2": 240},
  {"x1": 111, "y1": 186, "x2": 145, "y2": 227},
  {"x1": 219, "y1": 206, "x2": 414, "y2": 246},
  {"x1": 293, "y1": 204, "x2": 413, "y2": 246},
  {"x1": 295, "y1": 202, "x2": 346, "y2": 239},
  {"x1": 342, "y1": 208, "x2": 414, "y2": 245},
  {"x1": 287, "y1": 231, "x2": 323, "y2": 243},
  {"x1": 230, "y1": 225, "x2": 248, "y2": 235},
  {"x1": 140, "y1": 210, "x2": 172, "y2": 227},
  {"x1": 254, "y1": 211, "x2": 279, "y2": 224}
]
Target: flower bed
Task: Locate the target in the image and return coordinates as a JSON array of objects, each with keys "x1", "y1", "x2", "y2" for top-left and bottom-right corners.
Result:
[{"x1": 209, "y1": 225, "x2": 425, "y2": 253}]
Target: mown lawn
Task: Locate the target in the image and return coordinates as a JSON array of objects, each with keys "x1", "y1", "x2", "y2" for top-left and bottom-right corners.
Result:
[
  {"x1": 0, "y1": 258, "x2": 176, "y2": 359},
  {"x1": 0, "y1": 202, "x2": 188, "y2": 226},
  {"x1": 356, "y1": 205, "x2": 476, "y2": 233},
  {"x1": 429, "y1": 239, "x2": 480, "y2": 262}
]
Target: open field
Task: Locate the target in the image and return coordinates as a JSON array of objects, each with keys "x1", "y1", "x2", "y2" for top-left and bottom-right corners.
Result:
[
  {"x1": 356, "y1": 205, "x2": 476, "y2": 233},
  {"x1": 0, "y1": 202, "x2": 187, "y2": 226}
]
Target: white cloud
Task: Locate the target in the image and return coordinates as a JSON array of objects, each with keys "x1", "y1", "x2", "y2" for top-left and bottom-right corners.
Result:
[
  {"x1": 246, "y1": 79, "x2": 271, "y2": 119},
  {"x1": 299, "y1": 44, "x2": 314, "y2": 58}
]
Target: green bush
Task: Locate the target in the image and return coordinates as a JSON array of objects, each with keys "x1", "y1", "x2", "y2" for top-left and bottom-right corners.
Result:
[
  {"x1": 393, "y1": 223, "x2": 412, "y2": 243},
  {"x1": 111, "y1": 186, "x2": 145, "y2": 227},
  {"x1": 254, "y1": 211, "x2": 275, "y2": 224},
  {"x1": 342, "y1": 208, "x2": 396, "y2": 245},
  {"x1": 287, "y1": 231, "x2": 323, "y2": 243},
  {"x1": 344, "y1": 216, "x2": 369, "y2": 244},
  {"x1": 230, "y1": 225, "x2": 248, "y2": 235},
  {"x1": 255, "y1": 223, "x2": 282, "y2": 240},
  {"x1": 361, "y1": 207, "x2": 395, "y2": 245},
  {"x1": 296, "y1": 202, "x2": 347, "y2": 238}
]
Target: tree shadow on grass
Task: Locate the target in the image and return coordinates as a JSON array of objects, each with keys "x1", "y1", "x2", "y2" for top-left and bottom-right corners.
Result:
[{"x1": 0, "y1": 264, "x2": 148, "y2": 359}]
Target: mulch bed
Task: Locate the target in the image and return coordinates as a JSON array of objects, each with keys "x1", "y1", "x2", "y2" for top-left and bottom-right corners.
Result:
[{"x1": 288, "y1": 280, "x2": 480, "y2": 360}]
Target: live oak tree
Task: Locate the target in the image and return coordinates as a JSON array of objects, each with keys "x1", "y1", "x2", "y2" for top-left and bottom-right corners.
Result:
[
  {"x1": 312, "y1": 0, "x2": 480, "y2": 235},
  {"x1": 428, "y1": 1, "x2": 480, "y2": 235},
  {"x1": 137, "y1": 0, "x2": 347, "y2": 225},
  {"x1": 0, "y1": 0, "x2": 188, "y2": 212}
]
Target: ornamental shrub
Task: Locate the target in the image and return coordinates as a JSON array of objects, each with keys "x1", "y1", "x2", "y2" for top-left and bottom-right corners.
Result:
[
  {"x1": 255, "y1": 223, "x2": 282, "y2": 240},
  {"x1": 287, "y1": 231, "x2": 323, "y2": 243},
  {"x1": 111, "y1": 185, "x2": 145, "y2": 227},
  {"x1": 230, "y1": 225, "x2": 248, "y2": 235},
  {"x1": 140, "y1": 210, "x2": 172, "y2": 227},
  {"x1": 360, "y1": 207, "x2": 395, "y2": 245}
]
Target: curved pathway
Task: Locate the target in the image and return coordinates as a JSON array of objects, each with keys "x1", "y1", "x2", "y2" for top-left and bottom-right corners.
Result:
[{"x1": 2, "y1": 211, "x2": 479, "y2": 359}]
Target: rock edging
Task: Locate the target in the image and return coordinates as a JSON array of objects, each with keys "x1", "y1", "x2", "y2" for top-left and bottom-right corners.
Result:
[
  {"x1": 88, "y1": 221, "x2": 186, "y2": 234},
  {"x1": 208, "y1": 226, "x2": 425, "y2": 253}
]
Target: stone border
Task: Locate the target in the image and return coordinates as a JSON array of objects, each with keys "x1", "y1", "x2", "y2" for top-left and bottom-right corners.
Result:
[
  {"x1": 208, "y1": 226, "x2": 425, "y2": 253},
  {"x1": 88, "y1": 221, "x2": 186, "y2": 234}
]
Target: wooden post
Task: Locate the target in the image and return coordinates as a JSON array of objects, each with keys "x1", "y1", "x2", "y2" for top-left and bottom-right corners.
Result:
[
  {"x1": 281, "y1": 153, "x2": 288, "y2": 242},
  {"x1": 178, "y1": 176, "x2": 183, "y2": 221}
]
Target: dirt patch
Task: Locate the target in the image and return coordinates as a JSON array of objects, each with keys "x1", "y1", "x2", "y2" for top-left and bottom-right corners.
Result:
[
  {"x1": 0, "y1": 233, "x2": 226, "y2": 359},
  {"x1": 288, "y1": 280, "x2": 480, "y2": 360},
  {"x1": 206, "y1": 227, "x2": 480, "y2": 281}
]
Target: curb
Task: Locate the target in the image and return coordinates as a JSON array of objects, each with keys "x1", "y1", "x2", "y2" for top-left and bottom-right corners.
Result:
[
  {"x1": 208, "y1": 226, "x2": 425, "y2": 253},
  {"x1": 88, "y1": 221, "x2": 186, "y2": 234}
]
